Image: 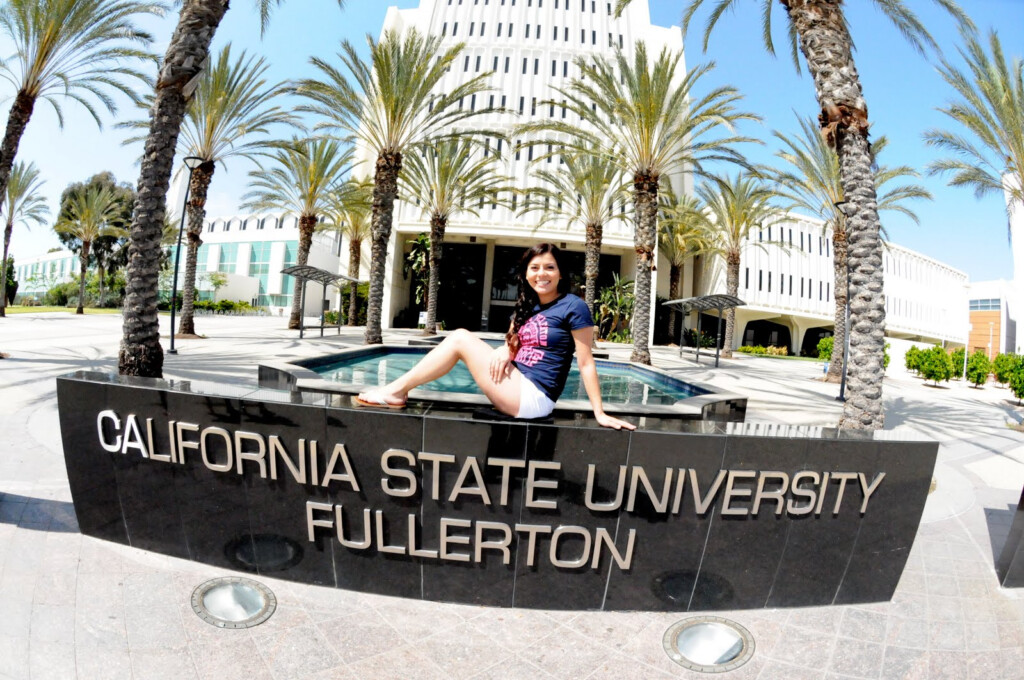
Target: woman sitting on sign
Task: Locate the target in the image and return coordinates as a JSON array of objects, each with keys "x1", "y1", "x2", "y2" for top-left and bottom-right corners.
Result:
[{"x1": 357, "y1": 243, "x2": 635, "y2": 430}]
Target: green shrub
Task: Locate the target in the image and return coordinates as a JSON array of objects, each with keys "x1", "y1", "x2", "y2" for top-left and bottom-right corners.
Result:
[
  {"x1": 966, "y1": 350, "x2": 991, "y2": 387},
  {"x1": 904, "y1": 346, "x2": 922, "y2": 373},
  {"x1": 43, "y1": 281, "x2": 79, "y2": 307},
  {"x1": 993, "y1": 353, "x2": 1017, "y2": 385},
  {"x1": 918, "y1": 345, "x2": 954, "y2": 385},
  {"x1": 884, "y1": 342, "x2": 891, "y2": 371},
  {"x1": 950, "y1": 347, "x2": 966, "y2": 379},
  {"x1": 682, "y1": 328, "x2": 716, "y2": 349},
  {"x1": 323, "y1": 310, "x2": 340, "y2": 325},
  {"x1": 737, "y1": 345, "x2": 767, "y2": 355},
  {"x1": 1008, "y1": 356, "x2": 1024, "y2": 403},
  {"x1": 816, "y1": 336, "x2": 833, "y2": 362}
]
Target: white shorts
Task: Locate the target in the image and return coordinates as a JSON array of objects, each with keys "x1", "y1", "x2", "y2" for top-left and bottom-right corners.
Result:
[{"x1": 517, "y1": 374, "x2": 556, "y2": 419}]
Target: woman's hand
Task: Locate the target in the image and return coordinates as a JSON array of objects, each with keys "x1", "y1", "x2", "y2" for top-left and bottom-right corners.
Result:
[
  {"x1": 595, "y1": 412, "x2": 636, "y2": 430},
  {"x1": 489, "y1": 346, "x2": 513, "y2": 383}
]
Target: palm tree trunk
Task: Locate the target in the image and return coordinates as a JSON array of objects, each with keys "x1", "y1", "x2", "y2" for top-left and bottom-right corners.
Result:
[
  {"x1": 365, "y1": 151, "x2": 402, "y2": 345},
  {"x1": 119, "y1": 0, "x2": 229, "y2": 378},
  {"x1": 347, "y1": 239, "x2": 361, "y2": 325},
  {"x1": 584, "y1": 222, "x2": 602, "y2": 312},
  {"x1": 76, "y1": 242, "x2": 91, "y2": 315},
  {"x1": 289, "y1": 215, "x2": 317, "y2": 329},
  {"x1": 179, "y1": 161, "x2": 215, "y2": 336},
  {"x1": 0, "y1": 91, "x2": 37, "y2": 220},
  {"x1": 723, "y1": 251, "x2": 740, "y2": 358},
  {"x1": 826, "y1": 226, "x2": 848, "y2": 382},
  {"x1": 425, "y1": 214, "x2": 445, "y2": 335},
  {"x1": 630, "y1": 175, "x2": 658, "y2": 365},
  {"x1": 667, "y1": 264, "x2": 681, "y2": 342},
  {"x1": 787, "y1": 1, "x2": 886, "y2": 430},
  {"x1": 0, "y1": 219, "x2": 12, "y2": 316}
]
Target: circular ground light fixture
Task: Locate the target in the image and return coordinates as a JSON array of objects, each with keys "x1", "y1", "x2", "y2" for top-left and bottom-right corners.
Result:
[
  {"x1": 663, "y1": 616, "x2": 755, "y2": 673},
  {"x1": 191, "y1": 577, "x2": 276, "y2": 629}
]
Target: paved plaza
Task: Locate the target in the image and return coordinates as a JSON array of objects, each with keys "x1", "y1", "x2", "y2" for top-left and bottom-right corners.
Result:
[{"x1": 2, "y1": 312, "x2": 1024, "y2": 679}]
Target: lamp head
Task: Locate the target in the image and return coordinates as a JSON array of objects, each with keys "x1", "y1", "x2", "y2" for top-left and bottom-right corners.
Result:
[{"x1": 183, "y1": 156, "x2": 204, "y2": 171}]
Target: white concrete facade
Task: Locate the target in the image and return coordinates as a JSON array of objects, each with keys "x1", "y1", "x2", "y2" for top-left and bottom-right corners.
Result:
[{"x1": 696, "y1": 213, "x2": 969, "y2": 355}]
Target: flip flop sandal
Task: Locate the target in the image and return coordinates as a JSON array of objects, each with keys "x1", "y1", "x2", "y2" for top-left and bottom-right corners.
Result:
[{"x1": 354, "y1": 393, "x2": 407, "y2": 409}]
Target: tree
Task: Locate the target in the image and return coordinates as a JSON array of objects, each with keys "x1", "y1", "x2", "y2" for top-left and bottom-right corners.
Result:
[
  {"x1": 918, "y1": 345, "x2": 954, "y2": 386},
  {"x1": 54, "y1": 187, "x2": 128, "y2": 314},
  {"x1": 3, "y1": 257, "x2": 17, "y2": 306},
  {"x1": 1008, "y1": 356, "x2": 1024, "y2": 404},
  {"x1": 905, "y1": 345, "x2": 922, "y2": 373},
  {"x1": 926, "y1": 29, "x2": 1024, "y2": 222},
  {"x1": 400, "y1": 139, "x2": 514, "y2": 335},
  {"x1": 525, "y1": 152, "x2": 628, "y2": 321},
  {"x1": 0, "y1": 0, "x2": 157, "y2": 223},
  {"x1": 118, "y1": 1, "x2": 346, "y2": 378},
  {"x1": 966, "y1": 349, "x2": 991, "y2": 387},
  {"x1": 120, "y1": 45, "x2": 293, "y2": 336},
  {"x1": 295, "y1": 28, "x2": 498, "y2": 345},
  {"x1": 516, "y1": 42, "x2": 756, "y2": 364},
  {"x1": 950, "y1": 346, "x2": 966, "y2": 379},
  {"x1": 659, "y1": 191, "x2": 712, "y2": 342},
  {"x1": 699, "y1": 174, "x2": 782, "y2": 357},
  {"x1": 57, "y1": 172, "x2": 135, "y2": 307},
  {"x1": 241, "y1": 137, "x2": 352, "y2": 329},
  {"x1": 322, "y1": 177, "x2": 373, "y2": 325},
  {"x1": 0, "y1": 162, "x2": 48, "y2": 315},
  {"x1": 772, "y1": 116, "x2": 931, "y2": 383},
  {"x1": 817, "y1": 336, "x2": 834, "y2": 362},
  {"x1": 633, "y1": 0, "x2": 974, "y2": 427},
  {"x1": 993, "y1": 353, "x2": 1017, "y2": 385}
]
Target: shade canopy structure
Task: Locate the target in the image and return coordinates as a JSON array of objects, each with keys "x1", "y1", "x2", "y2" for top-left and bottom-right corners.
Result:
[
  {"x1": 662, "y1": 295, "x2": 746, "y2": 367},
  {"x1": 281, "y1": 266, "x2": 361, "y2": 338}
]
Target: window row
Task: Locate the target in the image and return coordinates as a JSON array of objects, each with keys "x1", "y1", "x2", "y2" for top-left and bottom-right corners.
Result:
[
  {"x1": 206, "y1": 214, "x2": 312, "y2": 233},
  {"x1": 969, "y1": 298, "x2": 1001, "y2": 311},
  {"x1": 443, "y1": 20, "x2": 623, "y2": 46},
  {"x1": 745, "y1": 268, "x2": 831, "y2": 302},
  {"x1": 754, "y1": 225, "x2": 830, "y2": 258},
  {"x1": 449, "y1": 0, "x2": 615, "y2": 13}
]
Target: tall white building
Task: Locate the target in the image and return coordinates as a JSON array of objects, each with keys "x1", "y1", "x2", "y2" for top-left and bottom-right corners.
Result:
[{"x1": 368, "y1": 0, "x2": 687, "y2": 332}]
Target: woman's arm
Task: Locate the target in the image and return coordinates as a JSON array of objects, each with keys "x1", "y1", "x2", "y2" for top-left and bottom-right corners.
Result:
[
  {"x1": 489, "y1": 321, "x2": 516, "y2": 383},
  {"x1": 572, "y1": 327, "x2": 636, "y2": 430}
]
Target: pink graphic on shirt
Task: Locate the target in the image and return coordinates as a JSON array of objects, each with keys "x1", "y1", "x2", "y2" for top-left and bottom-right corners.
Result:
[{"x1": 515, "y1": 313, "x2": 548, "y2": 366}]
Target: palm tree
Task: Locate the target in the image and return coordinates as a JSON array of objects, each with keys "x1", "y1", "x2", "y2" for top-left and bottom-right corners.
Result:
[
  {"x1": 0, "y1": 162, "x2": 48, "y2": 316},
  {"x1": 54, "y1": 187, "x2": 127, "y2": 314},
  {"x1": 658, "y1": 191, "x2": 713, "y2": 342},
  {"x1": 120, "y1": 45, "x2": 293, "y2": 336},
  {"x1": 526, "y1": 152, "x2": 628, "y2": 317},
  {"x1": 773, "y1": 116, "x2": 931, "y2": 381},
  {"x1": 241, "y1": 137, "x2": 352, "y2": 329},
  {"x1": 322, "y1": 177, "x2": 373, "y2": 325},
  {"x1": 633, "y1": 0, "x2": 972, "y2": 427},
  {"x1": 0, "y1": 0, "x2": 158, "y2": 220},
  {"x1": 295, "y1": 28, "x2": 500, "y2": 345},
  {"x1": 516, "y1": 42, "x2": 757, "y2": 364},
  {"x1": 400, "y1": 139, "x2": 514, "y2": 335},
  {"x1": 118, "y1": 0, "x2": 346, "y2": 378},
  {"x1": 926, "y1": 29, "x2": 1024, "y2": 223},
  {"x1": 700, "y1": 174, "x2": 781, "y2": 358}
]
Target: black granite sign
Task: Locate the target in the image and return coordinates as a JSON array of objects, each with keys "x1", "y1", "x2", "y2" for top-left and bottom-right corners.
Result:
[{"x1": 56, "y1": 371, "x2": 938, "y2": 611}]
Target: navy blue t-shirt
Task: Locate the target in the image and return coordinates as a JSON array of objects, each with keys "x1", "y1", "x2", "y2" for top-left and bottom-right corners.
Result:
[{"x1": 511, "y1": 293, "x2": 594, "y2": 401}]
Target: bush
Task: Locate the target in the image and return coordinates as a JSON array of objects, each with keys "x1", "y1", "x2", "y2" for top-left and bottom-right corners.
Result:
[
  {"x1": 1008, "y1": 356, "x2": 1024, "y2": 403},
  {"x1": 323, "y1": 310, "x2": 340, "y2": 325},
  {"x1": 950, "y1": 347, "x2": 966, "y2": 380},
  {"x1": 43, "y1": 281, "x2": 79, "y2": 307},
  {"x1": 993, "y1": 353, "x2": 1017, "y2": 385},
  {"x1": 884, "y1": 342, "x2": 891, "y2": 371},
  {"x1": 737, "y1": 345, "x2": 767, "y2": 355},
  {"x1": 817, "y1": 336, "x2": 833, "y2": 362},
  {"x1": 918, "y1": 345, "x2": 954, "y2": 385},
  {"x1": 766, "y1": 345, "x2": 788, "y2": 356},
  {"x1": 966, "y1": 350, "x2": 991, "y2": 387},
  {"x1": 904, "y1": 346, "x2": 922, "y2": 373},
  {"x1": 682, "y1": 328, "x2": 716, "y2": 349}
]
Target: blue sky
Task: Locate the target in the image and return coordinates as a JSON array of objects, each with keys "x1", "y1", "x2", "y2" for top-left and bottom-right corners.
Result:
[{"x1": 6, "y1": 0, "x2": 1024, "y2": 284}]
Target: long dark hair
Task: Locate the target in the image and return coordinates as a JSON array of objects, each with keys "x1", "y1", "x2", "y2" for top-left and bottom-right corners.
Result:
[{"x1": 505, "y1": 243, "x2": 570, "y2": 356}]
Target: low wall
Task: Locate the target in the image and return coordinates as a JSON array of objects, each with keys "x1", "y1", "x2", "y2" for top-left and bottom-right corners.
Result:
[{"x1": 57, "y1": 370, "x2": 938, "y2": 611}]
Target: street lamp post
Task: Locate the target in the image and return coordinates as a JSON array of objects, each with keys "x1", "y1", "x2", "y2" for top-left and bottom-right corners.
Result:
[
  {"x1": 168, "y1": 156, "x2": 205, "y2": 355},
  {"x1": 989, "y1": 321, "x2": 995, "y2": 361}
]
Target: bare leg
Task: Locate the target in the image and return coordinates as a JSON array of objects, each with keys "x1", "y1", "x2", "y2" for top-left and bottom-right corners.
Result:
[{"x1": 360, "y1": 329, "x2": 522, "y2": 415}]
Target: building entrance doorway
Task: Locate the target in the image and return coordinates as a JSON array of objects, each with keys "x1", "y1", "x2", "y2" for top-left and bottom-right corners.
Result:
[{"x1": 435, "y1": 242, "x2": 486, "y2": 330}]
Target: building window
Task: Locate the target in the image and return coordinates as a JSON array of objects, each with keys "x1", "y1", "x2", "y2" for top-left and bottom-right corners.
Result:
[
  {"x1": 480, "y1": 22, "x2": 486, "y2": 35},
  {"x1": 475, "y1": 56, "x2": 481, "y2": 72},
  {"x1": 497, "y1": 22, "x2": 502, "y2": 37},
  {"x1": 552, "y1": 60, "x2": 557, "y2": 76},
  {"x1": 768, "y1": 272, "x2": 772, "y2": 293},
  {"x1": 518, "y1": 96, "x2": 525, "y2": 114},
  {"x1": 469, "y1": 22, "x2": 474, "y2": 36},
  {"x1": 758, "y1": 270, "x2": 762, "y2": 291},
  {"x1": 533, "y1": 58, "x2": 539, "y2": 75},
  {"x1": 453, "y1": 22, "x2": 458, "y2": 36},
  {"x1": 464, "y1": 55, "x2": 470, "y2": 71},
  {"x1": 744, "y1": 267, "x2": 749, "y2": 289},
  {"x1": 531, "y1": 97, "x2": 536, "y2": 115},
  {"x1": 492, "y1": 56, "x2": 498, "y2": 71},
  {"x1": 504, "y1": 56, "x2": 510, "y2": 73},
  {"x1": 522, "y1": 57, "x2": 527, "y2": 75},
  {"x1": 442, "y1": 22, "x2": 447, "y2": 36},
  {"x1": 525, "y1": 24, "x2": 530, "y2": 38}
]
